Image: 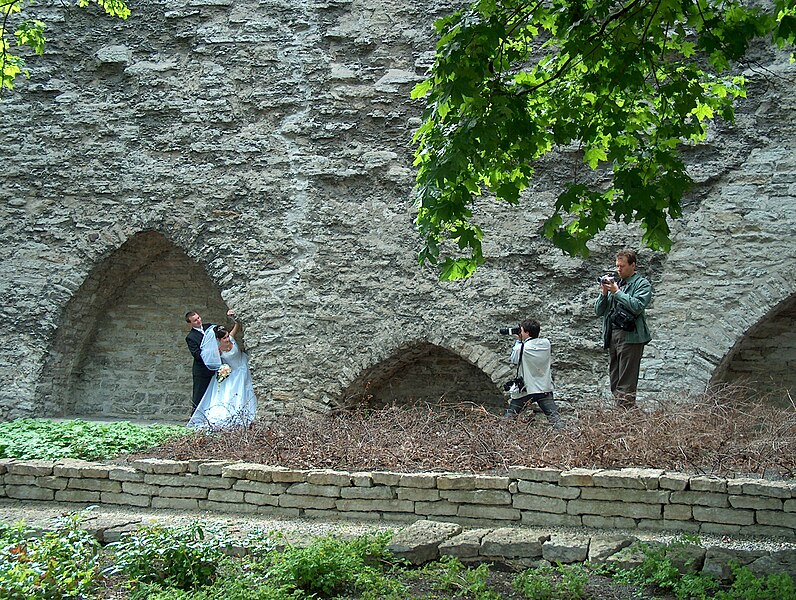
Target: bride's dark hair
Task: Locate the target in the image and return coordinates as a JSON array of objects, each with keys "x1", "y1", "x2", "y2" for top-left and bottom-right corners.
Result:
[{"x1": 213, "y1": 325, "x2": 228, "y2": 339}]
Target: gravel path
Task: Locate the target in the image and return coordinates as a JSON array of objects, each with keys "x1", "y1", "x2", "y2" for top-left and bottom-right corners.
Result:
[{"x1": 0, "y1": 499, "x2": 392, "y2": 546}]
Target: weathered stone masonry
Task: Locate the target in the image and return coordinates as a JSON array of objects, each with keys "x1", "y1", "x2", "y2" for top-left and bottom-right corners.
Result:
[
  {"x1": 0, "y1": 0, "x2": 794, "y2": 420},
  {"x1": 2, "y1": 457, "x2": 795, "y2": 540}
]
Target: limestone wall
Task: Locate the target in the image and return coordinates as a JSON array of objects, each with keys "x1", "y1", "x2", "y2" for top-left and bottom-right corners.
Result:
[
  {"x1": 2, "y1": 457, "x2": 795, "y2": 540},
  {"x1": 713, "y1": 296, "x2": 796, "y2": 403},
  {"x1": 0, "y1": 0, "x2": 794, "y2": 420}
]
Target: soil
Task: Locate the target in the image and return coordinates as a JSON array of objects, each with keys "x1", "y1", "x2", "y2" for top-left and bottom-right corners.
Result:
[{"x1": 128, "y1": 399, "x2": 796, "y2": 478}]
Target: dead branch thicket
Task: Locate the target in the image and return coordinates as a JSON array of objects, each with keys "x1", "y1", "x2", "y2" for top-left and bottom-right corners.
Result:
[{"x1": 140, "y1": 389, "x2": 796, "y2": 478}]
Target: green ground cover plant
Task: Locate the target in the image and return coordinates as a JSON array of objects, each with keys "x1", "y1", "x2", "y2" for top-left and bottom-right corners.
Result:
[
  {"x1": 0, "y1": 513, "x2": 102, "y2": 599},
  {"x1": 257, "y1": 532, "x2": 403, "y2": 598},
  {"x1": 0, "y1": 517, "x2": 794, "y2": 599},
  {"x1": 512, "y1": 563, "x2": 589, "y2": 599},
  {"x1": 609, "y1": 537, "x2": 796, "y2": 600},
  {"x1": 408, "y1": 555, "x2": 502, "y2": 599},
  {"x1": 104, "y1": 523, "x2": 227, "y2": 592},
  {"x1": 0, "y1": 418, "x2": 189, "y2": 460}
]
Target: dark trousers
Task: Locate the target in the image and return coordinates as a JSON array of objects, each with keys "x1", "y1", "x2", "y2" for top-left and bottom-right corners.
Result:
[
  {"x1": 608, "y1": 328, "x2": 645, "y2": 408},
  {"x1": 192, "y1": 371, "x2": 213, "y2": 412},
  {"x1": 505, "y1": 392, "x2": 562, "y2": 429}
]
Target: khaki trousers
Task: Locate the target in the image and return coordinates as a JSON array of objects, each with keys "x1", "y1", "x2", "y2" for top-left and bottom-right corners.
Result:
[{"x1": 608, "y1": 328, "x2": 645, "y2": 408}]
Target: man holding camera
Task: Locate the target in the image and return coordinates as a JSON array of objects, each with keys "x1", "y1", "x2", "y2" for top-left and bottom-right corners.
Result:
[
  {"x1": 504, "y1": 320, "x2": 562, "y2": 429},
  {"x1": 595, "y1": 248, "x2": 652, "y2": 408}
]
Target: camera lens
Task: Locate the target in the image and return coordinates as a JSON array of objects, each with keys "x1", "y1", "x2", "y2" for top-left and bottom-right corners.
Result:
[{"x1": 500, "y1": 326, "x2": 520, "y2": 335}]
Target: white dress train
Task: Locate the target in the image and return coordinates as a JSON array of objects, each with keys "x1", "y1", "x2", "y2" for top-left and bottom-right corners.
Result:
[{"x1": 188, "y1": 336, "x2": 256, "y2": 429}]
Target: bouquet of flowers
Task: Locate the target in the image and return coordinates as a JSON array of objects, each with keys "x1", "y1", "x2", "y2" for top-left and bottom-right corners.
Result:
[{"x1": 217, "y1": 364, "x2": 232, "y2": 383}]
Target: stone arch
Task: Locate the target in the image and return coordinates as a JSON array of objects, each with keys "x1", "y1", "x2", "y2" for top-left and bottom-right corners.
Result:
[
  {"x1": 36, "y1": 230, "x2": 230, "y2": 420},
  {"x1": 337, "y1": 338, "x2": 508, "y2": 413},
  {"x1": 709, "y1": 292, "x2": 796, "y2": 404}
]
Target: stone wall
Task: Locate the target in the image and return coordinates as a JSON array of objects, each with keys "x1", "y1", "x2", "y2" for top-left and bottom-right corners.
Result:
[
  {"x1": 713, "y1": 295, "x2": 796, "y2": 404},
  {"x1": 2, "y1": 457, "x2": 795, "y2": 540},
  {"x1": 0, "y1": 0, "x2": 794, "y2": 420},
  {"x1": 386, "y1": 519, "x2": 796, "y2": 579}
]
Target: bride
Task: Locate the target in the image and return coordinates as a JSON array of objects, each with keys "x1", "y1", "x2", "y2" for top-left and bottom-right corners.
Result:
[{"x1": 187, "y1": 317, "x2": 256, "y2": 430}]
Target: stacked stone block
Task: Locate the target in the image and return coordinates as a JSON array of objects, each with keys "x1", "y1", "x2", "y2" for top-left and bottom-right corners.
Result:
[{"x1": 1, "y1": 458, "x2": 795, "y2": 540}]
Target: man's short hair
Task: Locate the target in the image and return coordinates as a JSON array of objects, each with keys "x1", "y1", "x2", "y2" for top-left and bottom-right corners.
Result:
[
  {"x1": 185, "y1": 310, "x2": 199, "y2": 322},
  {"x1": 521, "y1": 319, "x2": 541, "y2": 339},
  {"x1": 616, "y1": 248, "x2": 637, "y2": 265}
]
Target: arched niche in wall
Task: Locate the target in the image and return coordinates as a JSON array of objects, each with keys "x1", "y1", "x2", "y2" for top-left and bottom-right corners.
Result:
[
  {"x1": 37, "y1": 230, "x2": 229, "y2": 420},
  {"x1": 710, "y1": 292, "x2": 796, "y2": 405},
  {"x1": 340, "y1": 341, "x2": 505, "y2": 413}
]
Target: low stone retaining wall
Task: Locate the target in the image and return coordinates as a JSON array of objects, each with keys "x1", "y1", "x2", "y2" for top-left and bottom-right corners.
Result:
[
  {"x1": 387, "y1": 520, "x2": 795, "y2": 580},
  {"x1": 1, "y1": 458, "x2": 794, "y2": 539}
]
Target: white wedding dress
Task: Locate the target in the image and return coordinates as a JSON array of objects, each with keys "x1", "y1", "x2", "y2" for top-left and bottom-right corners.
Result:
[{"x1": 188, "y1": 333, "x2": 256, "y2": 430}]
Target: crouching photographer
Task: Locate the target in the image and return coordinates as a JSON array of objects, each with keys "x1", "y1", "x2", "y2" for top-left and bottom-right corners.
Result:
[{"x1": 502, "y1": 319, "x2": 562, "y2": 429}]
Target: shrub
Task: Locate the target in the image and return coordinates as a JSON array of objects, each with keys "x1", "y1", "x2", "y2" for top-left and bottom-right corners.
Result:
[
  {"x1": 104, "y1": 523, "x2": 227, "y2": 591},
  {"x1": 611, "y1": 540, "x2": 720, "y2": 599},
  {"x1": 261, "y1": 532, "x2": 402, "y2": 598},
  {"x1": 608, "y1": 538, "x2": 796, "y2": 600},
  {"x1": 0, "y1": 514, "x2": 102, "y2": 599},
  {"x1": 0, "y1": 418, "x2": 189, "y2": 460},
  {"x1": 714, "y1": 562, "x2": 796, "y2": 600}
]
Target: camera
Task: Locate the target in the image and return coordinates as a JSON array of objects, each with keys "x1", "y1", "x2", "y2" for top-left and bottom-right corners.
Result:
[
  {"x1": 503, "y1": 376, "x2": 525, "y2": 392},
  {"x1": 499, "y1": 326, "x2": 521, "y2": 335},
  {"x1": 597, "y1": 273, "x2": 616, "y2": 285}
]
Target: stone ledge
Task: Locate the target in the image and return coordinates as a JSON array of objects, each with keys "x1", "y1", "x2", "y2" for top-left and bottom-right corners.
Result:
[
  {"x1": 0, "y1": 460, "x2": 793, "y2": 539},
  {"x1": 387, "y1": 520, "x2": 796, "y2": 581}
]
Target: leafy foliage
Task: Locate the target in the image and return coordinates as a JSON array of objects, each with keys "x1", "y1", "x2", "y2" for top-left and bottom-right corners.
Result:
[
  {"x1": 611, "y1": 543, "x2": 720, "y2": 599},
  {"x1": 129, "y1": 575, "x2": 295, "y2": 600},
  {"x1": 412, "y1": 0, "x2": 796, "y2": 278},
  {"x1": 413, "y1": 555, "x2": 502, "y2": 599},
  {"x1": 714, "y1": 562, "x2": 796, "y2": 600},
  {"x1": 260, "y1": 532, "x2": 404, "y2": 598},
  {"x1": 512, "y1": 563, "x2": 589, "y2": 599},
  {"x1": 0, "y1": 418, "x2": 190, "y2": 460},
  {"x1": 104, "y1": 523, "x2": 227, "y2": 592},
  {"x1": 0, "y1": 515, "x2": 793, "y2": 599},
  {"x1": 0, "y1": 513, "x2": 102, "y2": 599},
  {"x1": 605, "y1": 537, "x2": 796, "y2": 600},
  {"x1": 0, "y1": 0, "x2": 130, "y2": 94}
]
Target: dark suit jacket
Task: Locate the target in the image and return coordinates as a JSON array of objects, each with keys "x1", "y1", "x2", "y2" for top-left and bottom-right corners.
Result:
[{"x1": 186, "y1": 325, "x2": 214, "y2": 376}]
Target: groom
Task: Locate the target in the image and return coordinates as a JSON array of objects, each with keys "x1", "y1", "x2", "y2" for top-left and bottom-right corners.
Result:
[{"x1": 185, "y1": 310, "x2": 214, "y2": 414}]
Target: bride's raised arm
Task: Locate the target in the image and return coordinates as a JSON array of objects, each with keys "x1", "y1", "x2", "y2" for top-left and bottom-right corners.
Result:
[{"x1": 226, "y1": 309, "x2": 242, "y2": 339}]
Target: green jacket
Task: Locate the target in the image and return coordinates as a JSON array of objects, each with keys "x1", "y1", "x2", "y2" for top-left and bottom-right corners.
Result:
[{"x1": 595, "y1": 272, "x2": 652, "y2": 348}]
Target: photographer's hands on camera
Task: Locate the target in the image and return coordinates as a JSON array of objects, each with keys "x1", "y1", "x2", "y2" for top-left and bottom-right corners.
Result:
[{"x1": 599, "y1": 273, "x2": 619, "y2": 295}]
